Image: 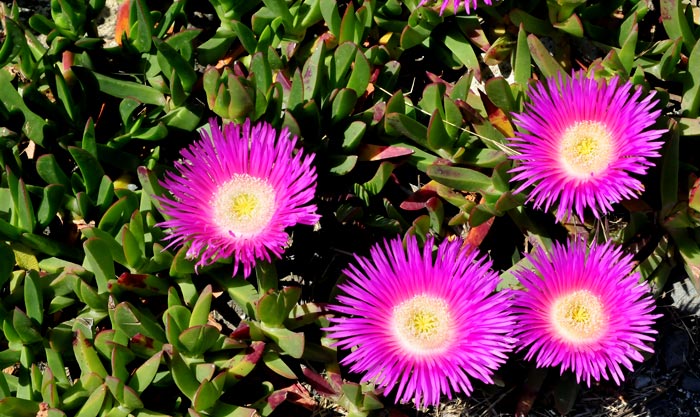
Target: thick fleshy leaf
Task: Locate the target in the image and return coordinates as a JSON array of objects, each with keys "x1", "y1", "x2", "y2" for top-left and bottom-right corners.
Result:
[
  {"x1": 527, "y1": 34, "x2": 564, "y2": 77},
  {"x1": 257, "y1": 287, "x2": 301, "y2": 328},
  {"x1": 178, "y1": 325, "x2": 220, "y2": 356},
  {"x1": 0, "y1": 397, "x2": 41, "y2": 417},
  {"x1": 260, "y1": 325, "x2": 304, "y2": 359},
  {"x1": 189, "y1": 285, "x2": 213, "y2": 327},
  {"x1": 75, "y1": 384, "x2": 107, "y2": 417},
  {"x1": 167, "y1": 350, "x2": 199, "y2": 400},
  {"x1": 12, "y1": 308, "x2": 42, "y2": 345},
  {"x1": 224, "y1": 341, "x2": 265, "y2": 384},
  {"x1": 427, "y1": 164, "x2": 491, "y2": 192},
  {"x1": 660, "y1": 0, "x2": 696, "y2": 52},
  {"x1": 73, "y1": 329, "x2": 108, "y2": 378},
  {"x1": 127, "y1": 351, "x2": 163, "y2": 393},
  {"x1": 113, "y1": 302, "x2": 166, "y2": 343},
  {"x1": 83, "y1": 238, "x2": 114, "y2": 294}
]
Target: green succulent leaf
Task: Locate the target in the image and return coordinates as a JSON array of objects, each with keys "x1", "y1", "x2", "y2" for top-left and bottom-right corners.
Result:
[
  {"x1": 127, "y1": 351, "x2": 163, "y2": 394},
  {"x1": 167, "y1": 350, "x2": 199, "y2": 400},
  {"x1": 256, "y1": 287, "x2": 301, "y2": 328},
  {"x1": 0, "y1": 397, "x2": 41, "y2": 417},
  {"x1": 113, "y1": 302, "x2": 167, "y2": 344},
  {"x1": 426, "y1": 164, "x2": 492, "y2": 192},
  {"x1": 660, "y1": 0, "x2": 696, "y2": 52},
  {"x1": 178, "y1": 325, "x2": 220, "y2": 356},
  {"x1": 74, "y1": 384, "x2": 107, "y2": 417},
  {"x1": 83, "y1": 238, "x2": 114, "y2": 294},
  {"x1": 192, "y1": 373, "x2": 226, "y2": 412},
  {"x1": 527, "y1": 34, "x2": 565, "y2": 77},
  {"x1": 224, "y1": 341, "x2": 265, "y2": 384},
  {"x1": 73, "y1": 329, "x2": 108, "y2": 379},
  {"x1": 262, "y1": 349, "x2": 296, "y2": 379},
  {"x1": 260, "y1": 324, "x2": 304, "y2": 359},
  {"x1": 23, "y1": 270, "x2": 44, "y2": 326},
  {"x1": 89, "y1": 70, "x2": 166, "y2": 107},
  {"x1": 190, "y1": 285, "x2": 213, "y2": 328}
]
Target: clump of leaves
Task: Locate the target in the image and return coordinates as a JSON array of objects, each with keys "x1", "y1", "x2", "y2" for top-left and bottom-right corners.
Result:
[{"x1": 1, "y1": 0, "x2": 699, "y2": 416}]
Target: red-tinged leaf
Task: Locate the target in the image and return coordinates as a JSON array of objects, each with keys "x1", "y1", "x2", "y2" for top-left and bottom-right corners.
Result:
[
  {"x1": 266, "y1": 390, "x2": 288, "y2": 412},
  {"x1": 483, "y1": 35, "x2": 515, "y2": 66},
  {"x1": 280, "y1": 382, "x2": 316, "y2": 411},
  {"x1": 302, "y1": 367, "x2": 338, "y2": 397},
  {"x1": 466, "y1": 215, "x2": 494, "y2": 247},
  {"x1": 117, "y1": 272, "x2": 147, "y2": 288},
  {"x1": 225, "y1": 341, "x2": 265, "y2": 382},
  {"x1": 130, "y1": 333, "x2": 159, "y2": 357},
  {"x1": 425, "y1": 71, "x2": 453, "y2": 95},
  {"x1": 689, "y1": 175, "x2": 700, "y2": 213},
  {"x1": 358, "y1": 144, "x2": 414, "y2": 161},
  {"x1": 465, "y1": 25, "x2": 489, "y2": 51},
  {"x1": 229, "y1": 323, "x2": 251, "y2": 340},
  {"x1": 481, "y1": 91, "x2": 514, "y2": 137},
  {"x1": 400, "y1": 188, "x2": 439, "y2": 211},
  {"x1": 115, "y1": 0, "x2": 131, "y2": 46}
]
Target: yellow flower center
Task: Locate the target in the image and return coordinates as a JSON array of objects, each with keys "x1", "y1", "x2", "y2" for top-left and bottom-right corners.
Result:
[
  {"x1": 212, "y1": 174, "x2": 276, "y2": 238},
  {"x1": 551, "y1": 289, "x2": 607, "y2": 344},
  {"x1": 392, "y1": 294, "x2": 452, "y2": 354},
  {"x1": 230, "y1": 193, "x2": 258, "y2": 218},
  {"x1": 559, "y1": 121, "x2": 615, "y2": 178}
]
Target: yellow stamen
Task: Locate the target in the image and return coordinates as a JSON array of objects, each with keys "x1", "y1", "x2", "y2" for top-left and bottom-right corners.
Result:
[
  {"x1": 551, "y1": 289, "x2": 606, "y2": 344},
  {"x1": 559, "y1": 121, "x2": 615, "y2": 178},
  {"x1": 392, "y1": 294, "x2": 452, "y2": 353},
  {"x1": 212, "y1": 174, "x2": 276, "y2": 237},
  {"x1": 230, "y1": 193, "x2": 259, "y2": 219}
]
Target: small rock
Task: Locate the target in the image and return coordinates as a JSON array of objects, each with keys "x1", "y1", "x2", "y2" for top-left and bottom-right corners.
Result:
[
  {"x1": 663, "y1": 330, "x2": 690, "y2": 369},
  {"x1": 682, "y1": 375, "x2": 700, "y2": 393},
  {"x1": 634, "y1": 374, "x2": 653, "y2": 389},
  {"x1": 671, "y1": 278, "x2": 700, "y2": 316}
]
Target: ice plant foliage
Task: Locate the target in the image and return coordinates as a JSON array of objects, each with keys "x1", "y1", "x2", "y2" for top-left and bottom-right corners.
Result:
[
  {"x1": 158, "y1": 118, "x2": 319, "y2": 277},
  {"x1": 508, "y1": 72, "x2": 665, "y2": 221},
  {"x1": 327, "y1": 236, "x2": 515, "y2": 407},
  {"x1": 512, "y1": 240, "x2": 660, "y2": 386},
  {"x1": 418, "y1": 0, "x2": 493, "y2": 14}
]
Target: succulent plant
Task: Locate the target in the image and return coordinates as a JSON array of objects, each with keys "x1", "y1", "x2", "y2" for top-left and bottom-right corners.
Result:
[{"x1": 1, "y1": 0, "x2": 699, "y2": 416}]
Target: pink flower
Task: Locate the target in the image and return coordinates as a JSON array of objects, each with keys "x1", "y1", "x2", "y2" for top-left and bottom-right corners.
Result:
[
  {"x1": 418, "y1": 0, "x2": 493, "y2": 14},
  {"x1": 326, "y1": 235, "x2": 515, "y2": 407},
  {"x1": 512, "y1": 240, "x2": 660, "y2": 386},
  {"x1": 157, "y1": 118, "x2": 319, "y2": 277},
  {"x1": 508, "y1": 72, "x2": 665, "y2": 221}
]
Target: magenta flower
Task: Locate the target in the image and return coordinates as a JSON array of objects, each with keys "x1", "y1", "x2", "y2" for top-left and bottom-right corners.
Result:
[
  {"x1": 326, "y1": 235, "x2": 515, "y2": 407},
  {"x1": 157, "y1": 118, "x2": 319, "y2": 277},
  {"x1": 418, "y1": 0, "x2": 492, "y2": 14},
  {"x1": 508, "y1": 72, "x2": 665, "y2": 221},
  {"x1": 512, "y1": 240, "x2": 660, "y2": 386}
]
